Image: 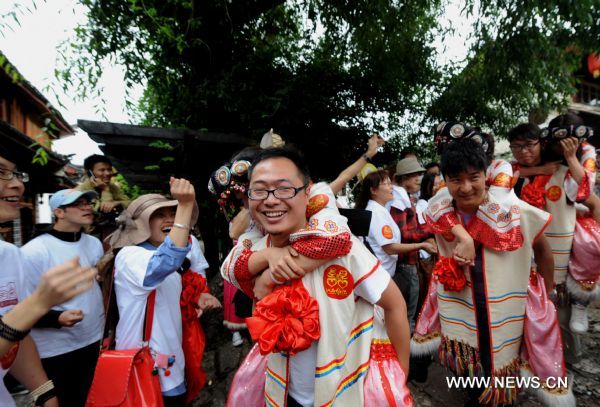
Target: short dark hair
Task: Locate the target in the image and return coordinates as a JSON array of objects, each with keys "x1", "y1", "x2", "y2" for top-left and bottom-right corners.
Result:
[
  {"x1": 507, "y1": 123, "x2": 541, "y2": 142},
  {"x1": 425, "y1": 162, "x2": 440, "y2": 170},
  {"x1": 83, "y1": 154, "x2": 112, "y2": 172},
  {"x1": 249, "y1": 147, "x2": 311, "y2": 185},
  {"x1": 356, "y1": 169, "x2": 390, "y2": 209},
  {"x1": 440, "y1": 139, "x2": 489, "y2": 178},
  {"x1": 548, "y1": 112, "x2": 583, "y2": 128},
  {"x1": 420, "y1": 172, "x2": 438, "y2": 201}
]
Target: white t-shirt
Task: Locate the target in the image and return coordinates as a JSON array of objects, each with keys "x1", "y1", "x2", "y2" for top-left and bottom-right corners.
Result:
[
  {"x1": 288, "y1": 255, "x2": 391, "y2": 406},
  {"x1": 365, "y1": 200, "x2": 401, "y2": 276},
  {"x1": 385, "y1": 185, "x2": 411, "y2": 212},
  {"x1": 0, "y1": 241, "x2": 26, "y2": 407},
  {"x1": 20, "y1": 233, "x2": 104, "y2": 358},
  {"x1": 114, "y1": 236, "x2": 208, "y2": 393}
]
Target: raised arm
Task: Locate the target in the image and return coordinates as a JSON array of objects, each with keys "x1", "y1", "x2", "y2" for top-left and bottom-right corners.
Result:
[
  {"x1": 329, "y1": 134, "x2": 384, "y2": 194},
  {"x1": 562, "y1": 138, "x2": 586, "y2": 184}
]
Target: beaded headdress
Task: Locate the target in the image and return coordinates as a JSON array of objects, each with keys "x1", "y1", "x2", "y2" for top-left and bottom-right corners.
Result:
[{"x1": 434, "y1": 121, "x2": 491, "y2": 155}]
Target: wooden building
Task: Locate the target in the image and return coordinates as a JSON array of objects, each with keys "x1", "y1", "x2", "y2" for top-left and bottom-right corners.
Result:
[{"x1": 0, "y1": 51, "x2": 75, "y2": 244}]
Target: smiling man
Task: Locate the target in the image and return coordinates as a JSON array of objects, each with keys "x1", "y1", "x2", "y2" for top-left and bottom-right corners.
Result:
[
  {"x1": 412, "y1": 140, "x2": 576, "y2": 405},
  {"x1": 224, "y1": 147, "x2": 411, "y2": 407},
  {"x1": 20, "y1": 189, "x2": 104, "y2": 407}
]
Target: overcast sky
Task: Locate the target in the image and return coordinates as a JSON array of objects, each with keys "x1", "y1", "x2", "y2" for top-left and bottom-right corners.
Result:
[{"x1": 0, "y1": 0, "x2": 144, "y2": 164}]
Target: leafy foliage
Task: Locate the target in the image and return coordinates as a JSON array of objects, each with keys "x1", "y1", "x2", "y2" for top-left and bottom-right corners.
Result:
[{"x1": 57, "y1": 0, "x2": 600, "y2": 173}]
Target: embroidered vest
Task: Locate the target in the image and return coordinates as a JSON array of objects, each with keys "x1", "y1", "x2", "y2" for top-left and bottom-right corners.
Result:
[
  {"x1": 434, "y1": 200, "x2": 550, "y2": 395},
  {"x1": 252, "y1": 236, "x2": 379, "y2": 407},
  {"x1": 541, "y1": 166, "x2": 576, "y2": 284}
]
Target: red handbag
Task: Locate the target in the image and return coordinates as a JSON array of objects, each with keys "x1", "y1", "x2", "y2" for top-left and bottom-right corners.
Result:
[{"x1": 86, "y1": 291, "x2": 164, "y2": 407}]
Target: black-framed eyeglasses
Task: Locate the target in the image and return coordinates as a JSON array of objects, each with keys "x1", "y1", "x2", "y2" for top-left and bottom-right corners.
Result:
[
  {"x1": 509, "y1": 140, "x2": 540, "y2": 152},
  {"x1": 61, "y1": 199, "x2": 95, "y2": 210},
  {"x1": 247, "y1": 184, "x2": 308, "y2": 200},
  {"x1": 0, "y1": 168, "x2": 29, "y2": 183}
]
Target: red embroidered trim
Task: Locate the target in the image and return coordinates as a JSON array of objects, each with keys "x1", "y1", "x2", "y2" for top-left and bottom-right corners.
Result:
[
  {"x1": 490, "y1": 172, "x2": 512, "y2": 188},
  {"x1": 426, "y1": 211, "x2": 460, "y2": 234},
  {"x1": 291, "y1": 232, "x2": 352, "y2": 259},
  {"x1": 355, "y1": 260, "x2": 380, "y2": 287},
  {"x1": 234, "y1": 248, "x2": 256, "y2": 299},
  {"x1": 369, "y1": 341, "x2": 398, "y2": 361},
  {"x1": 575, "y1": 171, "x2": 591, "y2": 203},
  {"x1": 467, "y1": 217, "x2": 523, "y2": 251}
]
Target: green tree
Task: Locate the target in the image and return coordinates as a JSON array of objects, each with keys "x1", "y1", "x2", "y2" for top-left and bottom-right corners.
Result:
[{"x1": 58, "y1": 0, "x2": 600, "y2": 175}]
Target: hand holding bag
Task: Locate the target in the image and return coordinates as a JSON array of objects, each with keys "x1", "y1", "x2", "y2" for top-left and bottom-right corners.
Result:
[{"x1": 86, "y1": 290, "x2": 164, "y2": 407}]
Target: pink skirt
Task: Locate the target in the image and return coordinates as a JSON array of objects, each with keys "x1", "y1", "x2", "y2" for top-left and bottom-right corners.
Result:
[
  {"x1": 227, "y1": 343, "x2": 267, "y2": 407},
  {"x1": 228, "y1": 342, "x2": 414, "y2": 406},
  {"x1": 364, "y1": 341, "x2": 414, "y2": 407},
  {"x1": 223, "y1": 280, "x2": 247, "y2": 330}
]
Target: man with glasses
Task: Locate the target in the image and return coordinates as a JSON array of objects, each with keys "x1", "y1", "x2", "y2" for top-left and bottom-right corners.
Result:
[
  {"x1": 20, "y1": 189, "x2": 104, "y2": 406},
  {"x1": 223, "y1": 147, "x2": 411, "y2": 407}
]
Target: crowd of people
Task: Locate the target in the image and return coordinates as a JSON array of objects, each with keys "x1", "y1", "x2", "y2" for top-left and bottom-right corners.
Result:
[{"x1": 0, "y1": 114, "x2": 598, "y2": 406}]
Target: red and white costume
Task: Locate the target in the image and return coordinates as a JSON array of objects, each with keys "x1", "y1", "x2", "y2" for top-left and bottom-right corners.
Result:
[
  {"x1": 414, "y1": 195, "x2": 574, "y2": 406},
  {"x1": 223, "y1": 183, "x2": 412, "y2": 406},
  {"x1": 515, "y1": 142, "x2": 596, "y2": 291}
]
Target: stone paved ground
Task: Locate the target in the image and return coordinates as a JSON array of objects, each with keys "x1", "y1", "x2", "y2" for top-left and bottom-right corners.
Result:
[
  {"x1": 192, "y1": 279, "x2": 600, "y2": 407},
  {"x1": 13, "y1": 279, "x2": 600, "y2": 406}
]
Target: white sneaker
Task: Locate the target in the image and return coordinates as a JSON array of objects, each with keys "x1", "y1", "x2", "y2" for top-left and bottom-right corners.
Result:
[
  {"x1": 569, "y1": 303, "x2": 589, "y2": 334},
  {"x1": 232, "y1": 331, "x2": 243, "y2": 347}
]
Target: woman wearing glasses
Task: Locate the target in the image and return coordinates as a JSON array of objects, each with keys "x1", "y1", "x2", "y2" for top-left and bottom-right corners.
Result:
[{"x1": 0, "y1": 149, "x2": 97, "y2": 407}]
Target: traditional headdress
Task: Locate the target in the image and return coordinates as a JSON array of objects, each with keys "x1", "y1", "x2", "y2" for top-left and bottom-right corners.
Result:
[
  {"x1": 434, "y1": 121, "x2": 491, "y2": 156},
  {"x1": 540, "y1": 124, "x2": 593, "y2": 141},
  {"x1": 208, "y1": 129, "x2": 284, "y2": 220}
]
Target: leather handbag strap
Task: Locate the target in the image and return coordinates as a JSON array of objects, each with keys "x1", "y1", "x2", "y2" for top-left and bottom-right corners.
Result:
[
  {"x1": 143, "y1": 291, "x2": 156, "y2": 342},
  {"x1": 102, "y1": 268, "x2": 156, "y2": 348}
]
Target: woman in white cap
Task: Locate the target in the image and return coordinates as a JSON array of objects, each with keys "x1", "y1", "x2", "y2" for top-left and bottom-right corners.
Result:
[{"x1": 108, "y1": 177, "x2": 220, "y2": 406}]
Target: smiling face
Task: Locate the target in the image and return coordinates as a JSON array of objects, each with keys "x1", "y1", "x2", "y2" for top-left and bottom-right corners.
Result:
[
  {"x1": 0, "y1": 155, "x2": 25, "y2": 222},
  {"x1": 370, "y1": 177, "x2": 394, "y2": 205},
  {"x1": 400, "y1": 172, "x2": 423, "y2": 194},
  {"x1": 148, "y1": 206, "x2": 177, "y2": 246},
  {"x1": 92, "y1": 161, "x2": 113, "y2": 184},
  {"x1": 446, "y1": 168, "x2": 486, "y2": 214},
  {"x1": 248, "y1": 157, "x2": 310, "y2": 247}
]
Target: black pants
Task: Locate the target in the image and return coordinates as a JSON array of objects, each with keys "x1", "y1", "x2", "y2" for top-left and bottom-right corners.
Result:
[
  {"x1": 163, "y1": 393, "x2": 187, "y2": 407},
  {"x1": 287, "y1": 394, "x2": 304, "y2": 407},
  {"x1": 40, "y1": 341, "x2": 100, "y2": 407}
]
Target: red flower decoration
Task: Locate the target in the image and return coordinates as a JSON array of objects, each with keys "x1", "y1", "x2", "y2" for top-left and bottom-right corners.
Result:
[
  {"x1": 520, "y1": 183, "x2": 546, "y2": 208},
  {"x1": 246, "y1": 280, "x2": 320, "y2": 356},
  {"x1": 180, "y1": 271, "x2": 207, "y2": 321},
  {"x1": 520, "y1": 175, "x2": 552, "y2": 209},
  {"x1": 433, "y1": 256, "x2": 466, "y2": 292}
]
